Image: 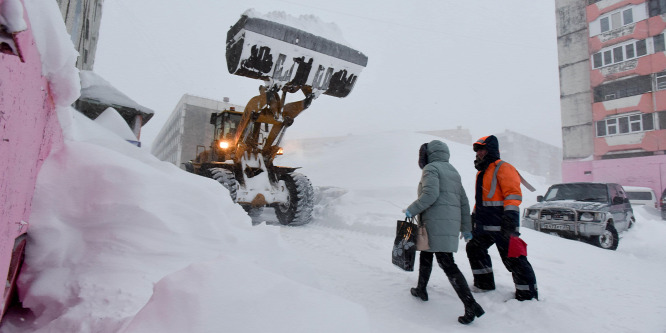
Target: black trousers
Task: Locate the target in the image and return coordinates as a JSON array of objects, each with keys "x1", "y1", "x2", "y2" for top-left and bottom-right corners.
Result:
[
  {"x1": 465, "y1": 231, "x2": 538, "y2": 300},
  {"x1": 416, "y1": 252, "x2": 476, "y2": 307}
]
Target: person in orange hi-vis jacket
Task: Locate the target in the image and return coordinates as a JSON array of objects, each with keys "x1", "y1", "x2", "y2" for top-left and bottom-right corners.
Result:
[{"x1": 465, "y1": 135, "x2": 538, "y2": 301}]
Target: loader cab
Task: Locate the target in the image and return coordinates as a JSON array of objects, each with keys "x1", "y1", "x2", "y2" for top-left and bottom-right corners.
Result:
[
  {"x1": 209, "y1": 108, "x2": 243, "y2": 161},
  {"x1": 210, "y1": 108, "x2": 243, "y2": 142}
]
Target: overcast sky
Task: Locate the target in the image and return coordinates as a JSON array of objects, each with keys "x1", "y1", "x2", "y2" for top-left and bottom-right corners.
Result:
[{"x1": 93, "y1": 0, "x2": 562, "y2": 148}]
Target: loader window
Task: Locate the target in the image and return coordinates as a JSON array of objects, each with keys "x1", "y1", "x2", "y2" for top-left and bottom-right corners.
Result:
[{"x1": 221, "y1": 113, "x2": 243, "y2": 139}]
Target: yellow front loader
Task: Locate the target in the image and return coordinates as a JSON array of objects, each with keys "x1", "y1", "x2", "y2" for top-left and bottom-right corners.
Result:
[{"x1": 184, "y1": 13, "x2": 368, "y2": 225}]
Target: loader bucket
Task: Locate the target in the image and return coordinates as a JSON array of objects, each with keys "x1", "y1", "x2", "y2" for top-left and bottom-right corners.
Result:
[{"x1": 226, "y1": 14, "x2": 368, "y2": 98}]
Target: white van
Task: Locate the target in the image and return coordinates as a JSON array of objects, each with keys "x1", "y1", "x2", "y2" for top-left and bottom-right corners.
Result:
[{"x1": 623, "y1": 186, "x2": 658, "y2": 208}]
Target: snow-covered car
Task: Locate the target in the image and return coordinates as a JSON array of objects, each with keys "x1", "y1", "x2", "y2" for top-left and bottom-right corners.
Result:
[{"x1": 522, "y1": 182, "x2": 634, "y2": 250}]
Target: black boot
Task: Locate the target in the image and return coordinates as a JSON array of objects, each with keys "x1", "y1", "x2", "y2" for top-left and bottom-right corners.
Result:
[
  {"x1": 411, "y1": 252, "x2": 433, "y2": 301},
  {"x1": 446, "y1": 270, "x2": 484, "y2": 324},
  {"x1": 458, "y1": 302, "x2": 485, "y2": 325},
  {"x1": 410, "y1": 287, "x2": 428, "y2": 301}
]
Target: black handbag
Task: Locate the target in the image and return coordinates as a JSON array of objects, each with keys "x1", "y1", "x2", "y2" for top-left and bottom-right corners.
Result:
[{"x1": 392, "y1": 217, "x2": 417, "y2": 271}]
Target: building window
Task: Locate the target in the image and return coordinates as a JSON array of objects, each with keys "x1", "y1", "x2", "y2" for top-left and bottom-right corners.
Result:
[
  {"x1": 637, "y1": 39, "x2": 647, "y2": 56},
  {"x1": 592, "y1": 39, "x2": 648, "y2": 69},
  {"x1": 594, "y1": 53, "x2": 603, "y2": 68},
  {"x1": 593, "y1": 75, "x2": 652, "y2": 102},
  {"x1": 623, "y1": 9, "x2": 634, "y2": 25},
  {"x1": 613, "y1": 46, "x2": 624, "y2": 62},
  {"x1": 596, "y1": 113, "x2": 655, "y2": 137},
  {"x1": 600, "y1": 8, "x2": 634, "y2": 33},
  {"x1": 655, "y1": 72, "x2": 666, "y2": 90},
  {"x1": 649, "y1": 0, "x2": 666, "y2": 17},
  {"x1": 656, "y1": 34, "x2": 666, "y2": 52}
]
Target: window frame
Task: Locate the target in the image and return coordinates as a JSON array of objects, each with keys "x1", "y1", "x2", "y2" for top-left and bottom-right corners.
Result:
[
  {"x1": 596, "y1": 113, "x2": 655, "y2": 137},
  {"x1": 591, "y1": 38, "x2": 650, "y2": 69},
  {"x1": 600, "y1": 7, "x2": 634, "y2": 33}
]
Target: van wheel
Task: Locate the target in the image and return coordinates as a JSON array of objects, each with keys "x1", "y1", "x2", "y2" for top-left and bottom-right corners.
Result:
[{"x1": 593, "y1": 224, "x2": 619, "y2": 250}]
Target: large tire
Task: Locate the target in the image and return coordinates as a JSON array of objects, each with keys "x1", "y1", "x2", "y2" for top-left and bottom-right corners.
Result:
[
  {"x1": 209, "y1": 168, "x2": 238, "y2": 202},
  {"x1": 592, "y1": 224, "x2": 619, "y2": 250},
  {"x1": 274, "y1": 172, "x2": 314, "y2": 226}
]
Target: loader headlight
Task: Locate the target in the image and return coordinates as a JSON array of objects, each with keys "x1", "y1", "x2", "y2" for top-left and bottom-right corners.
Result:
[
  {"x1": 218, "y1": 141, "x2": 230, "y2": 149},
  {"x1": 277, "y1": 147, "x2": 283, "y2": 155}
]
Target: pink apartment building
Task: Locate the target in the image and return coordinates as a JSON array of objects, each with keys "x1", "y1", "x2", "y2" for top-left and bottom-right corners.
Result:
[{"x1": 556, "y1": 0, "x2": 666, "y2": 197}]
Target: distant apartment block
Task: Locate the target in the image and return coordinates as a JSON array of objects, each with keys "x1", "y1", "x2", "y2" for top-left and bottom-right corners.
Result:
[
  {"x1": 555, "y1": 0, "x2": 666, "y2": 196},
  {"x1": 151, "y1": 94, "x2": 244, "y2": 168}
]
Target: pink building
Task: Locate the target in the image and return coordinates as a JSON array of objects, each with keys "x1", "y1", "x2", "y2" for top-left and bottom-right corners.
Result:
[
  {"x1": 556, "y1": 0, "x2": 666, "y2": 197},
  {"x1": 0, "y1": 0, "x2": 64, "y2": 319}
]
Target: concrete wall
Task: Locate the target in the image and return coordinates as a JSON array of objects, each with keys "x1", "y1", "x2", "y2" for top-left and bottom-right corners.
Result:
[
  {"x1": 55, "y1": 0, "x2": 104, "y2": 70},
  {"x1": 556, "y1": 0, "x2": 595, "y2": 160},
  {"x1": 0, "y1": 0, "x2": 64, "y2": 313}
]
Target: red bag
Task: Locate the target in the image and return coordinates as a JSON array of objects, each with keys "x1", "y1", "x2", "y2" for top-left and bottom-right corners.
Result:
[{"x1": 508, "y1": 236, "x2": 527, "y2": 258}]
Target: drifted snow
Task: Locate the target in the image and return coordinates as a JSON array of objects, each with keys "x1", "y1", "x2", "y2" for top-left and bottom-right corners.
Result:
[
  {"x1": 22, "y1": 0, "x2": 80, "y2": 109},
  {"x1": 0, "y1": 0, "x2": 27, "y2": 33},
  {"x1": 94, "y1": 107, "x2": 138, "y2": 141},
  {"x1": 243, "y1": 8, "x2": 350, "y2": 47},
  {"x1": 1, "y1": 111, "x2": 665, "y2": 332}
]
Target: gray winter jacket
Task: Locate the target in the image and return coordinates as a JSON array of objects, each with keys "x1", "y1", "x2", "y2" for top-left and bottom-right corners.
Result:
[{"x1": 407, "y1": 140, "x2": 472, "y2": 253}]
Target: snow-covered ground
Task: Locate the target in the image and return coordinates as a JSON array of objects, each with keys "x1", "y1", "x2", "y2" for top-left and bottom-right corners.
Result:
[{"x1": 1, "y1": 108, "x2": 665, "y2": 332}]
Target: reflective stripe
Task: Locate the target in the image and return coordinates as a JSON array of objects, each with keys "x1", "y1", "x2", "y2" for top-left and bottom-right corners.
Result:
[
  {"x1": 487, "y1": 161, "x2": 505, "y2": 198},
  {"x1": 505, "y1": 194, "x2": 522, "y2": 201},
  {"x1": 472, "y1": 267, "x2": 493, "y2": 274},
  {"x1": 516, "y1": 284, "x2": 537, "y2": 291},
  {"x1": 505, "y1": 205, "x2": 520, "y2": 212},
  {"x1": 483, "y1": 226, "x2": 501, "y2": 231},
  {"x1": 482, "y1": 201, "x2": 504, "y2": 207}
]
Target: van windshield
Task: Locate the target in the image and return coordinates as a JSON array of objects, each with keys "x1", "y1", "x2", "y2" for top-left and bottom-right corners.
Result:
[{"x1": 543, "y1": 184, "x2": 608, "y2": 203}]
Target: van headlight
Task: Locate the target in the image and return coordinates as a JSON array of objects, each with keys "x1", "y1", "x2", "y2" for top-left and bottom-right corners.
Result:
[{"x1": 579, "y1": 212, "x2": 601, "y2": 222}]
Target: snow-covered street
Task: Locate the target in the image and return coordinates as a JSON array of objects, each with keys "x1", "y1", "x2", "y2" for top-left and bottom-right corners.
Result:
[{"x1": 1, "y1": 110, "x2": 665, "y2": 332}]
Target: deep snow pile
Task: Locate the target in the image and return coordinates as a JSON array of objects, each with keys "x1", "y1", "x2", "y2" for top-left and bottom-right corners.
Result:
[
  {"x1": 1, "y1": 109, "x2": 368, "y2": 332},
  {"x1": 2, "y1": 113, "x2": 666, "y2": 332}
]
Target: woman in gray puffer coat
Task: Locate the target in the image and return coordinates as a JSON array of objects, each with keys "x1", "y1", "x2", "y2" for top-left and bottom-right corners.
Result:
[{"x1": 404, "y1": 140, "x2": 485, "y2": 325}]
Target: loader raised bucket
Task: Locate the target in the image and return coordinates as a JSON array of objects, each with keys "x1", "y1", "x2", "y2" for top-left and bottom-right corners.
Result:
[{"x1": 226, "y1": 14, "x2": 368, "y2": 98}]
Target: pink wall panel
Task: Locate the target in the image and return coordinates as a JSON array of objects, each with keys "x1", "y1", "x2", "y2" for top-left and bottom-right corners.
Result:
[
  {"x1": 0, "y1": 0, "x2": 63, "y2": 304},
  {"x1": 563, "y1": 155, "x2": 666, "y2": 198}
]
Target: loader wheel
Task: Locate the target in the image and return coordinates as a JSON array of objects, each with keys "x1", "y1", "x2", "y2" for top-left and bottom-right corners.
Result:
[
  {"x1": 209, "y1": 168, "x2": 238, "y2": 202},
  {"x1": 274, "y1": 172, "x2": 314, "y2": 226}
]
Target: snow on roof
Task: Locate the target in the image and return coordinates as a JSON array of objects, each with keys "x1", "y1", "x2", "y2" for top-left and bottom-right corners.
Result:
[
  {"x1": 0, "y1": 0, "x2": 27, "y2": 33},
  {"x1": 79, "y1": 70, "x2": 154, "y2": 116},
  {"x1": 242, "y1": 8, "x2": 350, "y2": 47},
  {"x1": 94, "y1": 107, "x2": 139, "y2": 141}
]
